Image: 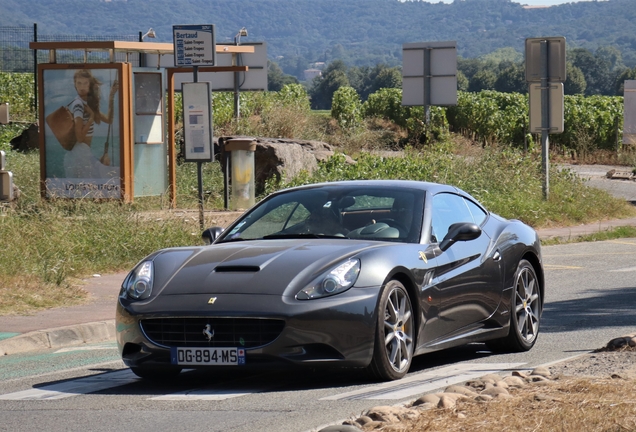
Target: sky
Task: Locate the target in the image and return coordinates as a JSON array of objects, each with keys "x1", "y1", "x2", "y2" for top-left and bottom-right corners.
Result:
[{"x1": 423, "y1": 0, "x2": 595, "y2": 5}]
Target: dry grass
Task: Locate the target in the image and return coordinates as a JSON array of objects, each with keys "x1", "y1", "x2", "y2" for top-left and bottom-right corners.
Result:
[
  {"x1": 0, "y1": 274, "x2": 87, "y2": 315},
  {"x1": 355, "y1": 345, "x2": 636, "y2": 431},
  {"x1": 378, "y1": 375, "x2": 636, "y2": 432}
]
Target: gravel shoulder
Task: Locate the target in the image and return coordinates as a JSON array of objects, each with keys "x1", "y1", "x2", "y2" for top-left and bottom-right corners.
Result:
[
  {"x1": 548, "y1": 346, "x2": 636, "y2": 379},
  {"x1": 560, "y1": 163, "x2": 636, "y2": 203}
]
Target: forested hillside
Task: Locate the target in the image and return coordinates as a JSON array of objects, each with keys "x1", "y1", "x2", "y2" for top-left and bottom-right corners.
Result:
[{"x1": 2, "y1": 0, "x2": 636, "y2": 74}]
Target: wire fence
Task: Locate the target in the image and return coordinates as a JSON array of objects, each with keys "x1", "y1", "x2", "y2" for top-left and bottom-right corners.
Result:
[
  {"x1": 1, "y1": 24, "x2": 140, "y2": 72},
  {"x1": 0, "y1": 26, "x2": 35, "y2": 73},
  {"x1": 0, "y1": 24, "x2": 142, "y2": 114}
]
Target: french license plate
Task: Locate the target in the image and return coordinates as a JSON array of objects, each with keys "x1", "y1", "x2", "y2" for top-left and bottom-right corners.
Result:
[{"x1": 170, "y1": 347, "x2": 246, "y2": 366}]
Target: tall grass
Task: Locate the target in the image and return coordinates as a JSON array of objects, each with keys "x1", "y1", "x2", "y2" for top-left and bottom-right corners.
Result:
[
  {"x1": 280, "y1": 143, "x2": 635, "y2": 228},
  {"x1": 0, "y1": 150, "x2": 225, "y2": 314}
]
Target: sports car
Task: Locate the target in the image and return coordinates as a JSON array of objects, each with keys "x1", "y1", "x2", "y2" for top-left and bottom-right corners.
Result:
[{"x1": 116, "y1": 180, "x2": 544, "y2": 381}]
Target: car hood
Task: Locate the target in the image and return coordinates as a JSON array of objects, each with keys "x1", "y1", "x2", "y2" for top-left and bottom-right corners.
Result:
[{"x1": 151, "y1": 239, "x2": 388, "y2": 297}]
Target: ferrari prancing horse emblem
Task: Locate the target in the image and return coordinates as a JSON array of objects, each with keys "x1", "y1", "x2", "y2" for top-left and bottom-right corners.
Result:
[
  {"x1": 418, "y1": 251, "x2": 428, "y2": 264},
  {"x1": 203, "y1": 324, "x2": 214, "y2": 341},
  {"x1": 208, "y1": 297, "x2": 217, "y2": 304}
]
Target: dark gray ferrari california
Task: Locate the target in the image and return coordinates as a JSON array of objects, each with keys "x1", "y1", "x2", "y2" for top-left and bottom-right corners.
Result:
[{"x1": 117, "y1": 180, "x2": 544, "y2": 381}]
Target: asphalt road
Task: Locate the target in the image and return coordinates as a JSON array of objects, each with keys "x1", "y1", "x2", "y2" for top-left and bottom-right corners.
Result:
[{"x1": 1, "y1": 239, "x2": 635, "y2": 432}]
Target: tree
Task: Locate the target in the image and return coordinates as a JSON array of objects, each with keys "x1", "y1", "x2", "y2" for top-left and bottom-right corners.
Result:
[
  {"x1": 309, "y1": 60, "x2": 350, "y2": 109},
  {"x1": 458, "y1": 57, "x2": 484, "y2": 82},
  {"x1": 494, "y1": 63, "x2": 526, "y2": 93},
  {"x1": 596, "y1": 46, "x2": 624, "y2": 71},
  {"x1": 268, "y1": 61, "x2": 299, "y2": 92},
  {"x1": 372, "y1": 68, "x2": 402, "y2": 92},
  {"x1": 564, "y1": 62, "x2": 587, "y2": 95},
  {"x1": 277, "y1": 55, "x2": 309, "y2": 80},
  {"x1": 468, "y1": 69, "x2": 497, "y2": 92},
  {"x1": 457, "y1": 70, "x2": 469, "y2": 92},
  {"x1": 569, "y1": 48, "x2": 612, "y2": 95},
  {"x1": 615, "y1": 67, "x2": 636, "y2": 95},
  {"x1": 481, "y1": 47, "x2": 523, "y2": 64}
]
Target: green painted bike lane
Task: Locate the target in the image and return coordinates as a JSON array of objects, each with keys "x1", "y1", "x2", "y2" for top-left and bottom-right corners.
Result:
[{"x1": 0, "y1": 341, "x2": 121, "y2": 382}]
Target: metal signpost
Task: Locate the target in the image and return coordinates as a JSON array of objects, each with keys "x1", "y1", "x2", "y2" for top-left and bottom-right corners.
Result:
[
  {"x1": 174, "y1": 25, "x2": 216, "y2": 229},
  {"x1": 402, "y1": 41, "x2": 457, "y2": 125},
  {"x1": 526, "y1": 37, "x2": 566, "y2": 200}
]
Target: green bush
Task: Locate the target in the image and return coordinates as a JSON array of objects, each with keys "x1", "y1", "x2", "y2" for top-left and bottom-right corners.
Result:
[
  {"x1": 551, "y1": 94, "x2": 623, "y2": 154},
  {"x1": 446, "y1": 90, "x2": 622, "y2": 152},
  {"x1": 446, "y1": 91, "x2": 529, "y2": 147},
  {"x1": 363, "y1": 88, "x2": 410, "y2": 127},
  {"x1": 0, "y1": 72, "x2": 35, "y2": 122},
  {"x1": 331, "y1": 86, "x2": 363, "y2": 130}
]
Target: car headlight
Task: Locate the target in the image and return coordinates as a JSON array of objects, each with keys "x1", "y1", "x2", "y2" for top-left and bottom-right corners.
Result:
[
  {"x1": 296, "y1": 258, "x2": 360, "y2": 300},
  {"x1": 121, "y1": 261, "x2": 154, "y2": 300}
]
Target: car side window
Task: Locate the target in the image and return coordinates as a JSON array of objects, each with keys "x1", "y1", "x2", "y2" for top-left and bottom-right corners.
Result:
[
  {"x1": 464, "y1": 198, "x2": 487, "y2": 226},
  {"x1": 430, "y1": 193, "x2": 476, "y2": 242}
]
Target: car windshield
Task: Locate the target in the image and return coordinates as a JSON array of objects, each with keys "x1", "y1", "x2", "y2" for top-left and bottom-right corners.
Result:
[{"x1": 218, "y1": 185, "x2": 424, "y2": 243}]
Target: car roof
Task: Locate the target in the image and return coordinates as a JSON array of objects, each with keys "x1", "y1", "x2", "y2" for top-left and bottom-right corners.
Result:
[{"x1": 278, "y1": 180, "x2": 464, "y2": 196}]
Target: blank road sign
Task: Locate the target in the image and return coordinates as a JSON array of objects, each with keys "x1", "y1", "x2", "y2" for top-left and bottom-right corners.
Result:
[
  {"x1": 402, "y1": 41, "x2": 457, "y2": 107},
  {"x1": 529, "y1": 82, "x2": 564, "y2": 134},
  {"x1": 525, "y1": 37, "x2": 566, "y2": 82}
]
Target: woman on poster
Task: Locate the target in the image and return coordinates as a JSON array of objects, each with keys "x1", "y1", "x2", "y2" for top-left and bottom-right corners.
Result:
[{"x1": 64, "y1": 69, "x2": 119, "y2": 179}]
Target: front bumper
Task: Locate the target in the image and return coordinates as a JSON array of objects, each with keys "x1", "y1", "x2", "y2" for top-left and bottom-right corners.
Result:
[{"x1": 116, "y1": 286, "x2": 381, "y2": 370}]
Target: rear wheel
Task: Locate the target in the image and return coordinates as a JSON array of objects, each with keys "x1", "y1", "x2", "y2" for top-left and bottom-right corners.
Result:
[
  {"x1": 130, "y1": 365, "x2": 182, "y2": 380},
  {"x1": 367, "y1": 280, "x2": 414, "y2": 381},
  {"x1": 487, "y1": 259, "x2": 541, "y2": 352}
]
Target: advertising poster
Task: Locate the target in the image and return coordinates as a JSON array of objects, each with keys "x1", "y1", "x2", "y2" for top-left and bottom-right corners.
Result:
[{"x1": 42, "y1": 67, "x2": 121, "y2": 198}]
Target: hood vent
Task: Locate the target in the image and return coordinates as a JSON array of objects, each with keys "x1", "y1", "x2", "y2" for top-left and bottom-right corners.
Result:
[{"x1": 214, "y1": 265, "x2": 261, "y2": 273}]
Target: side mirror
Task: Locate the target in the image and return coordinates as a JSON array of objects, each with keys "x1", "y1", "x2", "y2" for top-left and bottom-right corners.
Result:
[
  {"x1": 202, "y1": 227, "x2": 224, "y2": 245},
  {"x1": 439, "y1": 222, "x2": 481, "y2": 252}
]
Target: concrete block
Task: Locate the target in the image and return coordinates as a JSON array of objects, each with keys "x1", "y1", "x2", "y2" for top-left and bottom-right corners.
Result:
[
  {"x1": 0, "y1": 170, "x2": 14, "y2": 201},
  {"x1": 0, "y1": 331, "x2": 50, "y2": 355},
  {"x1": 78, "y1": 321, "x2": 115, "y2": 343},
  {"x1": 47, "y1": 327, "x2": 84, "y2": 349}
]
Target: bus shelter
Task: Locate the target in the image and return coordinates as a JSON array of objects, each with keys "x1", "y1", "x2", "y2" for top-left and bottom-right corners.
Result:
[{"x1": 30, "y1": 40, "x2": 251, "y2": 205}]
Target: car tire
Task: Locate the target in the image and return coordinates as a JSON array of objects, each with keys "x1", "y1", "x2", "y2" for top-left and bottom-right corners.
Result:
[
  {"x1": 367, "y1": 280, "x2": 414, "y2": 381},
  {"x1": 130, "y1": 366, "x2": 182, "y2": 380},
  {"x1": 487, "y1": 259, "x2": 541, "y2": 352}
]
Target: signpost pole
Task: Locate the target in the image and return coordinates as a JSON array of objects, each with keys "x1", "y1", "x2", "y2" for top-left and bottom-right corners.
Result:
[
  {"x1": 424, "y1": 48, "x2": 431, "y2": 126},
  {"x1": 174, "y1": 24, "x2": 216, "y2": 231},
  {"x1": 192, "y1": 65, "x2": 206, "y2": 230},
  {"x1": 540, "y1": 41, "x2": 550, "y2": 200}
]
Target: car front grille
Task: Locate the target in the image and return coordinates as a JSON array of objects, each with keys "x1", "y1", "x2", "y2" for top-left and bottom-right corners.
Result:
[{"x1": 140, "y1": 318, "x2": 285, "y2": 348}]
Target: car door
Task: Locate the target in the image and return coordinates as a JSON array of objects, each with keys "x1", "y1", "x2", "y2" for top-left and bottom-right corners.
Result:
[{"x1": 429, "y1": 193, "x2": 502, "y2": 337}]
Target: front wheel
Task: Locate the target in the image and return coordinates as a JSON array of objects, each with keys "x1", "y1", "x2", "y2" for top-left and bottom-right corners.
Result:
[
  {"x1": 367, "y1": 280, "x2": 414, "y2": 381},
  {"x1": 487, "y1": 259, "x2": 541, "y2": 352}
]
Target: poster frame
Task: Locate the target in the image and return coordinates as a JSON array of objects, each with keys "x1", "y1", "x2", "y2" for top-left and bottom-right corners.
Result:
[{"x1": 37, "y1": 62, "x2": 132, "y2": 200}]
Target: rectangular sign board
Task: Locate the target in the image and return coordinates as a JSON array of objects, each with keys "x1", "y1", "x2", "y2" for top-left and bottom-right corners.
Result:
[
  {"x1": 402, "y1": 41, "x2": 457, "y2": 106},
  {"x1": 623, "y1": 80, "x2": 636, "y2": 145},
  {"x1": 182, "y1": 82, "x2": 214, "y2": 162},
  {"x1": 525, "y1": 37, "x2": 566, "y2": 82},
  {"x1": 529, "y1": 82, "x2": 564, "y2": 134},
  {"x1": 147, "y1": 42, "x2": 267, "y2": 91},
  {"x1": 173, "y1": 25, "x2": 216, "y2": 67}
]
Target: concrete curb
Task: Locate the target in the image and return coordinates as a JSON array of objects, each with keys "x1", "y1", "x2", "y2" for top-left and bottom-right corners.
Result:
[{"x1": 0, "y1": 320, "x2": 115, "y2": 356}]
